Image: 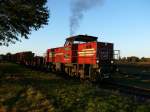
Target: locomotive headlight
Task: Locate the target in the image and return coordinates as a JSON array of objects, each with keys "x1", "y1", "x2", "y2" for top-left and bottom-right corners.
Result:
[
  {"x1": 97, "y1": 60, "x2": 99, "y2": 63},
  {"x1": 111, "y1": 60, "x2": 114, "y2": 64},
  {"x1": 98, "y1": 68, "x2": 101, "y2": 73}
]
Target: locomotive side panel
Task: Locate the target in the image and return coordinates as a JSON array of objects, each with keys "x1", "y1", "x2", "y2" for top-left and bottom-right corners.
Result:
[
  {"x1": 78, "y1": 42, "x2": 97, "y2": 64},
  {"x1": 46, "y1": 49, "x2": 55, "y2": 63},
  {"x1": 72, "y1": 44, "x2": 78, "y2": 63},
  {"x1": 54, "y1": 47, "x2": 64, "y2": 63},
  {"x1": 64, "y1": 44, "x2": 78, "y2": 64},
  {"x1": 64, "y1": 45, "x2": 72, "y2": 63}
]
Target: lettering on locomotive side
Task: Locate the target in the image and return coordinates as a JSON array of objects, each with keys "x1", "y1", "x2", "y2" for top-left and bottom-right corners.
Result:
[
  {"x1": 64, "y1": 58, "x2": 70, "y2": 60},
  {"x1": 78, "y1": 48, "x2": 96, "y2": 56},
  {"x1": 54, "y1": 53, "x2": 64, "y2": 56},
  {"x1": 82, "y1": 48, "x2": 95, "y2": 51}
]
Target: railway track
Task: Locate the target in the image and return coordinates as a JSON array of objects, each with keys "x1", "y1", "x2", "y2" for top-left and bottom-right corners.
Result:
[
  {"x1": 30, "y1": 67, "x2": 150, "y2": 99},
  {"x1": 100, "y1": 80, "x2": 150, "y2": 100}
]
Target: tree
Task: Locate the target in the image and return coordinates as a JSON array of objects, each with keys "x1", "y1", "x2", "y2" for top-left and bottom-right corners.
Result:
[{"x1": 0, "y1": 0, "x2": 49, "y2": 46}]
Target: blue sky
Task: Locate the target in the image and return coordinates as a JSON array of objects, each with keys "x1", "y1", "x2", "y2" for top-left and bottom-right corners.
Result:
[{"x1": 1, "y1": 0, "x2": 150, "y2": 57}]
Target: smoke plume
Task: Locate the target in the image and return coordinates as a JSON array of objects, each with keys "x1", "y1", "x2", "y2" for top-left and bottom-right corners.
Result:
[{"x1": 70, "y1": 0, "x2": 103, "y2": 35}]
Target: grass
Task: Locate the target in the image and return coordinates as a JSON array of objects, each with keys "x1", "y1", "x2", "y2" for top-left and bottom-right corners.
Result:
[{"x1": 0, "y1": 62, "x2": 150, "y2": 112}]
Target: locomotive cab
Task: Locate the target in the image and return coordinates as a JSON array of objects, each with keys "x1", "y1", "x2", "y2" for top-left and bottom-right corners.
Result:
[{"x1": 64, "y1": 35, "x2": 98, "y2": 46}]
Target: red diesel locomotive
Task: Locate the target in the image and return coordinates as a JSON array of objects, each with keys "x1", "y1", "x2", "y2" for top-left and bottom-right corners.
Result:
[{"x1": 46, "y1": 35, "x2": 115, "y2": 81}]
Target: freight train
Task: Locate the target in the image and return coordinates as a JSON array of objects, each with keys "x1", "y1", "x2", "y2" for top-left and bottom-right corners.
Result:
[{"x1": 3, "y1": 35, "x2": 116, "y2": 81}]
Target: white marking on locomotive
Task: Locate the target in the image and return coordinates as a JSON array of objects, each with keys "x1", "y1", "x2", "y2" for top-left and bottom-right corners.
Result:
[
  {"x1": 55, "y1": 53, "x2": 64, "y2": 56},
  {"x1": 78, "y1": 48, "x2": 96, "y2": 56}
]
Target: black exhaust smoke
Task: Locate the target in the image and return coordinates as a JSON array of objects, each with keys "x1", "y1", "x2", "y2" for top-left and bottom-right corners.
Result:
[{"x1": 70, "y1": 0, "x2": 103, "y2": 35}]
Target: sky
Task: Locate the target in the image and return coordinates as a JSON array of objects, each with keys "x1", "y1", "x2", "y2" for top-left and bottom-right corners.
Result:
[{"x1": 1, "y1": 0, "x2": 150, "y2": 57}]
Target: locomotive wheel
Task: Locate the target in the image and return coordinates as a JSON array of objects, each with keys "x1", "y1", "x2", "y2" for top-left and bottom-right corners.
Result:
[
  {"x1": 52, "y1": 65, "x2": 56, "y2": 72},
  {"x1": 46, "y1": 64, "x2": 50, "y2": 71},
  {"x1": 70, "y1": 67, "x2": 76, "y2": 77},
  {"x1": 90, "y1": 69, "x2": 104, "y2": 82},
  {"x1": 79, "y1": 69, "x2": 85, "y2": 79},
  {"x1": 70, "y1": 71, "x2": 75, "y2": 77},
  {"x1": 90, "y1": 70, "x2": 98, "y2": 82}
]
